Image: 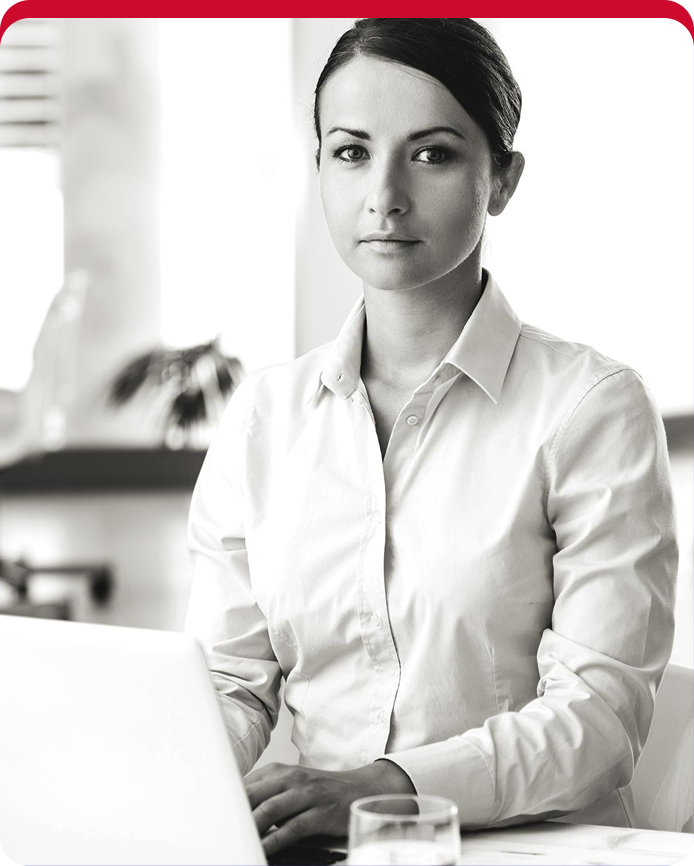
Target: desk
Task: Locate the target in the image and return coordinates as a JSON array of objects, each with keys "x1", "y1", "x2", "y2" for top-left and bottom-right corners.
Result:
[{"x1": 457, "y1": 822, "x2": 692, "y2": 865}]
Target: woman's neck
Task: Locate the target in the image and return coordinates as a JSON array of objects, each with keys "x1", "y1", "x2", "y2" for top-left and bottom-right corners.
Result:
[{"x1": 360, "y1": 264, "x2": 485, "y2": 389}]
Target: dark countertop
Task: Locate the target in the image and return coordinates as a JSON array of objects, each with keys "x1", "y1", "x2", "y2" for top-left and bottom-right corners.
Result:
[
  {"x1": 0, "y1": 414, "x2": 690, "y2": 493},
  {"x1": 0, "y1": 448, "x2": 206, "y2": 492}
]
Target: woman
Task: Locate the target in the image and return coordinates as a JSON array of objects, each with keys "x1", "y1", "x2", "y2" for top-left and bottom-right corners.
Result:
[{"x1": 185, "y1": 18, "x2": 677, "y2": 857}]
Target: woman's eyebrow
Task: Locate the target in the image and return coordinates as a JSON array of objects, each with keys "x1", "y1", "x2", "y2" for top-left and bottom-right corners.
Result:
[
  {"x1": 325, "y1": 125, "x2": 466, "y2": 141},
  {"x1": 325, "y1": 127, "x2": 371, "y2": 139},
  {"x1": 409, "y1": 126, "x2": 466, "y2": 141}
]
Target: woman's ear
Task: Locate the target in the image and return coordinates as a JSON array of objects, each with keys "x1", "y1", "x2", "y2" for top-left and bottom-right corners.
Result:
[{"x1": 488, "y1": 151, "x2": 525, "y2": 216}]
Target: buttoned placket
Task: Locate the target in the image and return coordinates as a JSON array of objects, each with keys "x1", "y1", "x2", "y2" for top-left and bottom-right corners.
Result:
[{"x1": 347, "y1": 369, "x2": 460, "y2": 763}]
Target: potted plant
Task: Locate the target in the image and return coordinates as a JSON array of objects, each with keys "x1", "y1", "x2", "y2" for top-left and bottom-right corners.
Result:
[{"x1": 108, "y1": 338, "x2": 243, "y2": 449}]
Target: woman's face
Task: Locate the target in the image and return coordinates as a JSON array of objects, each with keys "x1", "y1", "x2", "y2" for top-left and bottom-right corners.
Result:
[{"x1": 318, "y1": 56, "x2": 505, "y2": 293}]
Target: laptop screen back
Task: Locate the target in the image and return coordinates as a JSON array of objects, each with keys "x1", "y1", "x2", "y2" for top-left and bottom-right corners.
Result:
[{"x1": 0, "y1": 615, "x2": 266, "y2": 866}]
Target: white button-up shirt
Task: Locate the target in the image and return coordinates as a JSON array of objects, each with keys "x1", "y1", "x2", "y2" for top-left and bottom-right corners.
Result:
[{"x1": 185, "y1": 273, "x2": 677, "y2": 829}]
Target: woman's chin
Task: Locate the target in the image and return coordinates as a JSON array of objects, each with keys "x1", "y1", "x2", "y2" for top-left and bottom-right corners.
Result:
[{"x1": 349, "y1": 263, "x2": 437, "y2": 293}]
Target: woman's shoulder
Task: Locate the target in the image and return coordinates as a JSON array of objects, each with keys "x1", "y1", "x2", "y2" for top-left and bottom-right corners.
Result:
[
  {"x1": 508, "y1": 320, "x2": 656, "y2": 425},
  {"x1": 515, "y1": 321, "x2": 637, "y2": 386},
  {"x1": 517, "y1": 322, "x2": 626, "y2": 369},
  {"x1": 510, "y1": 318, "x2": 668, "y2": 451}
]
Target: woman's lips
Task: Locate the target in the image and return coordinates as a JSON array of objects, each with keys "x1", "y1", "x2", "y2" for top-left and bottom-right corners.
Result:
[{"x1": 361, "y1": 239, "x2": 421, "y2": 252}]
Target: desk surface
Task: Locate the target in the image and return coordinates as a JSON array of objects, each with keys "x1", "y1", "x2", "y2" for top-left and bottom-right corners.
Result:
[{"x1": 457, "y1": 821, "x2": 692, "y2": 865}]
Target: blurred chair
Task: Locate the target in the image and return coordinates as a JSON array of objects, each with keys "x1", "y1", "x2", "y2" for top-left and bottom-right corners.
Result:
[
  {"x1": 0, "y1": 271, "x2": 114, "y2": 617},
  {"x1": 629, "y1": 663, "x2": 694, "y2": 832}
]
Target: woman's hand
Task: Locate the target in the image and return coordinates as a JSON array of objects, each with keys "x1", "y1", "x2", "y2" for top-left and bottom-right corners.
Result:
[{"x1": 244, "y1": 759, "x2": 416, "y2": 857}]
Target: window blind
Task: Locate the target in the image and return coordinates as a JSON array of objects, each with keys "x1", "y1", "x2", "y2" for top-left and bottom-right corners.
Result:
[{"x1": 0, "y1": 19, "x2": 60, "y2": 147}]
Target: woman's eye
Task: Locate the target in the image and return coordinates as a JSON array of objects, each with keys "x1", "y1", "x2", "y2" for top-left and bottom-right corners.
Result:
[
  {"x1": 335, "y1": 145, "x2": 368, "y2": 163},
  {"x1": 414, "y1": 147, "x2": 449, "y2": 164},
  {"x1": 332, "y1": 144, "x2": 449, "y2": 165}
]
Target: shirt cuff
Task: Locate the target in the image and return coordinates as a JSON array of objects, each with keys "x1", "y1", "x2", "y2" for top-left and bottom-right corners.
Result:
[{"x1": 383, "y1": 737, "x2": 496, "y2": 827}]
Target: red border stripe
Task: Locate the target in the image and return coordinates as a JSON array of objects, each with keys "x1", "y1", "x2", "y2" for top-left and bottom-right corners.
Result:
[{"x1": 0, "y1": 10, "x2": 694, "y2": 41}]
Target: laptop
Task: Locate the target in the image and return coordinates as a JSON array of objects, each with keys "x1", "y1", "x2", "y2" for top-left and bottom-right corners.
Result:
[{"x1": 0, "y1": 615, "x2": 347, "y2": 866}]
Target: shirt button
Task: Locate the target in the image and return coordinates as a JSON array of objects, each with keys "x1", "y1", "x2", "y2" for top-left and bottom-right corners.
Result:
[
  {"x1": 375, "y1": 709, "x2": 384, "y2": 723},
  {"x1": 406, "y1": 415, "x2": 419, "y2": 426},
  {"x1": 371, "y1": 613, "x2": 380, "y2": 628}
]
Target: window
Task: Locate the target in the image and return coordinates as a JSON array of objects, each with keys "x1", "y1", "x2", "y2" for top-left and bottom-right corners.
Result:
[{"x1": 0, "y1": 19, "x2": 63, "y2": 391}]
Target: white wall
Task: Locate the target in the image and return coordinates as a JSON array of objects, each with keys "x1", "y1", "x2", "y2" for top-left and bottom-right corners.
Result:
[
  {"x1": 486, "y1": 18, "x2": 693, "y2": 417},
  {"x1": 292, "y1": 18, "x2": 361, "y2": 358},
  {"x1": 159, "y1": 19, "x2": 295, "y2": 374}
]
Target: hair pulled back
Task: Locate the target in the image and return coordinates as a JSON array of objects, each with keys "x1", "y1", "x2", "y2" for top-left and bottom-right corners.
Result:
[{"x1": 314, "y1": 18, "x2": 522, "y2": 173}]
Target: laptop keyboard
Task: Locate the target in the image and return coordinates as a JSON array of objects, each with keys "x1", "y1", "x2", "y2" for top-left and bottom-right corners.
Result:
[{"x1": 267, "y1": 843, "x2": 348, "y2": 865}]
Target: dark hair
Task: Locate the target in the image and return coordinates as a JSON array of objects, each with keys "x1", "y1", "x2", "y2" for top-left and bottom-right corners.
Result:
[{"x1": 313, "y1": 18, "x2": 521, "y2": 173}]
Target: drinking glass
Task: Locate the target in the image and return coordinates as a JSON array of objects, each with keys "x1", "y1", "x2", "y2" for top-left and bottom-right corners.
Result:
[{"x1": 348, "y1": 794, "x2": 461, "y2": 865}]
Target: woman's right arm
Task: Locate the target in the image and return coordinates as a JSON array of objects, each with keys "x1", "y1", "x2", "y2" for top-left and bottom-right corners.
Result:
[{"x1": 185, "y1": 373, "x2": 282, "y2": 775}]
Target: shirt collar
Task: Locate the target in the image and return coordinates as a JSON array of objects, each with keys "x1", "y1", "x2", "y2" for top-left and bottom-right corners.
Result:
[{"x1": 313, "y1": 271, "x2": 522, "y2": 405}]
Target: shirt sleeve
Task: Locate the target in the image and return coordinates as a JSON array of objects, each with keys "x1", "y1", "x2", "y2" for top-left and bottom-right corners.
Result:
[
  {"x1": 185, "y1": 373, "x2": 282, "y2": 775},
  {"x1": 384, "y1": 367, "x2": 678, "y2": 828}
]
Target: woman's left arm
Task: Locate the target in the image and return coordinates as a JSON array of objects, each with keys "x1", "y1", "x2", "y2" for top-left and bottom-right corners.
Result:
[{"x1": 385, "y1": 367, "x2": 678, "y2": 827}]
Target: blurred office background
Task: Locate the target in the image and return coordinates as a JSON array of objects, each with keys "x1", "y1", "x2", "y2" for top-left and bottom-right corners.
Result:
[{"x1": 0, "y1": 19, "x2": 691, "y2": 669}]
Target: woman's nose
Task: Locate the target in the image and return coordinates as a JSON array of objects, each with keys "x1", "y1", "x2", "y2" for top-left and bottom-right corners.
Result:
[{"x1": 366, "y1": 162, "x2": 411, "y2": 217}]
